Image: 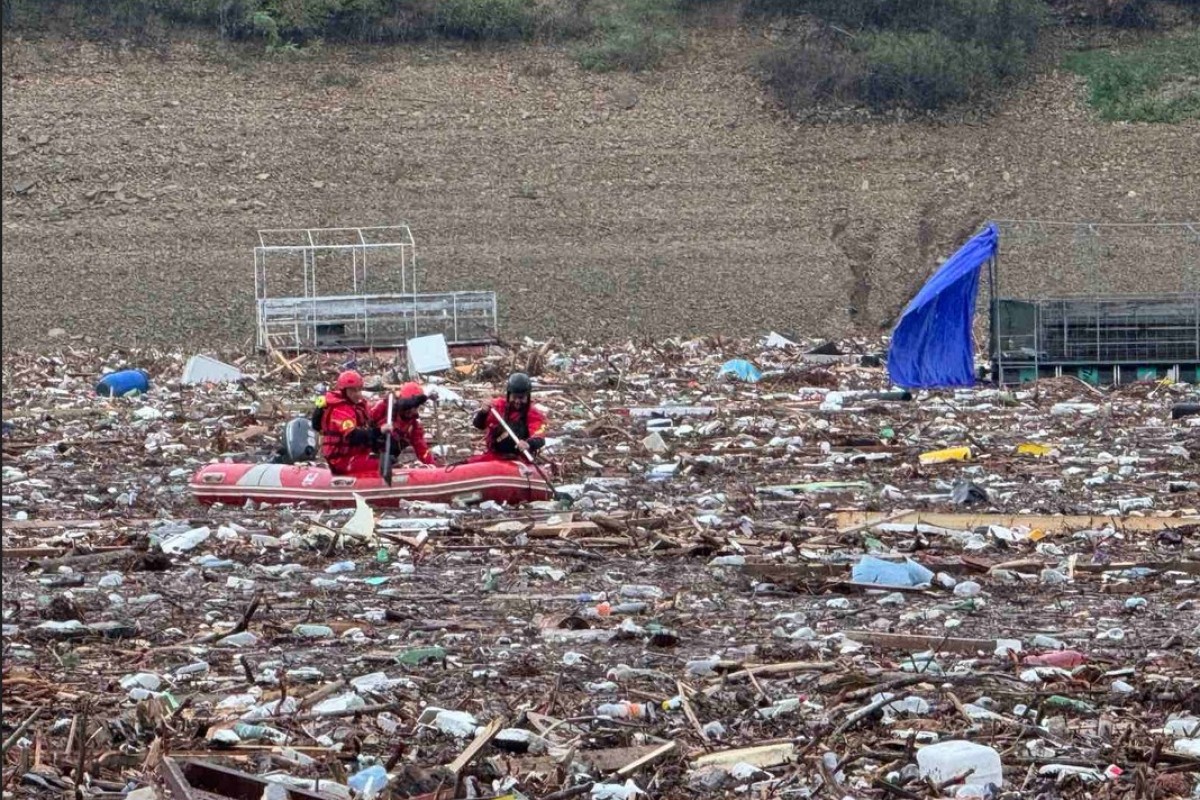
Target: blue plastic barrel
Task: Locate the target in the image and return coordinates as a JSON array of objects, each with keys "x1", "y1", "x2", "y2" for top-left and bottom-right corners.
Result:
[{"x1": 96, "y1": 369, "x2": 150, "y2": 397}]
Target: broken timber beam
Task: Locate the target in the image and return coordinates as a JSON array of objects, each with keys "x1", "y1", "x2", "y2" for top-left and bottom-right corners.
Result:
[
  {"x1": 446, "y1": 717, "x2": 505, "y2": 775},
  {"x1": 844, "y1": 630, "x2": 1006, "y2": 655},
  {"x1": 832, "y1": 511, "x2": 1200, "y2": 534},
  {"x1": 615, "y1": 741, "x2": 678, "y2": 778},
  {"x1": 160, "y1": 757, "x2": 341, "y2": 800},
  {"x1": 692, "y1": 743, "x2": 796, "y2": 769}
]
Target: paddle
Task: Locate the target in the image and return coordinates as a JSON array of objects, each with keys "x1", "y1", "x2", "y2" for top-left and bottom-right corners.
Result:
[
  {"x1": 489, "y1": 406, "x2": 572, "y2": 506},
  {"x1": 380, "y1": 393, "x2": 395, "y2": 486}
]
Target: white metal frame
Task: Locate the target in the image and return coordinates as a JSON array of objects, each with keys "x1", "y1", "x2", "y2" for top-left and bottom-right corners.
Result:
[{"x1": 252, "y1": 224, "x2": 496, "y2": 352}]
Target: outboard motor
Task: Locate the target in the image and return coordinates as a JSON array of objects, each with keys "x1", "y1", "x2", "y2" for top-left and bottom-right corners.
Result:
[{"x1": 275, "y1": 417, "x2": 318, "y2": 464}]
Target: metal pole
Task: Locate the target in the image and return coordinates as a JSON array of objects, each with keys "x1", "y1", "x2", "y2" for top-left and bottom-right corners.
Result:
[
  {"x1": 1033, "y1": 300, "x2": 1040, "y2": 384},
  {"x1": 989, "y1": 226, "x2": 1002, "y2": 387}
]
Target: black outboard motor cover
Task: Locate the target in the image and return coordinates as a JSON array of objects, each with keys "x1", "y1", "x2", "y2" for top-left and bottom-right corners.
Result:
[{"x1": 277, "y1": 417, "x2": 318, "y2": 464}]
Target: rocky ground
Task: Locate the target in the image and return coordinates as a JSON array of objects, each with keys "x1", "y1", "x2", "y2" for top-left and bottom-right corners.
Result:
[
  {"x1": 2, "y1": 338, "x2": 1198, "y2": 798},
  {"x1": 3, "y1": 21, "x2": 1199, "y2": 351}
]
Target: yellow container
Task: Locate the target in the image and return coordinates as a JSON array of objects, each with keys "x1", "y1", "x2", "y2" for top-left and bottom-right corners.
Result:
[
  {"x1": 1017, "y1": 442, "x2": 1052, "y2": 457},
  {"x1": 918, "y1": 446, "x2": 973, "y2": 465}
]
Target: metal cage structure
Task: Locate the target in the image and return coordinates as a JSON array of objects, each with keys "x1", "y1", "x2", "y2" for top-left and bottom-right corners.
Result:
[
  {"x1": 987, "y1": 221, "x2": 1200, "y2": 386},
  {"x1": 253, "y1": 225, "x2": 498, "y2": 352}
]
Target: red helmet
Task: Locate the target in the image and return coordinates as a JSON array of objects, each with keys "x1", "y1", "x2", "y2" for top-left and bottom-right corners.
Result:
[
  {"x1": 335, "y1": 370, "x2": 364, "y2": 391},
  {"x1": 396, "y1": 381, "x2": 428, "y2": 410}
]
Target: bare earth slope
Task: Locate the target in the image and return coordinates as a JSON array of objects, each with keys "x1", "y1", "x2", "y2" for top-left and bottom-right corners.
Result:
[{"x1": 3, "y1": 24, "x2": 1199, "y2": 350}]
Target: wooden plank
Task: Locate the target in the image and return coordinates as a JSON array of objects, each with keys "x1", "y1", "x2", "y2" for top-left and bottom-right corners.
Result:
[
  {"x1": 516, "y1": 745, "x2": 664, "y2": 776},
  {"x1": 740, "y1": 563, "x2": 846, "y2": 582},
  {"x1": 837, "y1": 508, "x2": 916, "y2": 535},
  {"x1": 5, "y1": 519, "x2": 112, "y2": 530},
  {"x1": 844, "y1": 630, "x2": 1003, "y2": 655},
  {"x1": 1074, "y1": 560, "x2": 1200, "y2": 576},
  {"x1": 616, "y1": 741, "x2": 678, "y2": 778},
  {"x1": 703, "y1": 661, "x2": 837, "y2": 697},
  {"x1": 530, "y1": 520, "x2": 601, "y2": 538},
  {"x1": 832, "y1": 511, "x2": 1200, "y2": 534},
  {"x1": 1, "y1": 547, "x2": 67, "y2": 560},
  {"x1": 446, "y1": 717, "x2": 504, "y2": 775},
  {"x1": 693, "y1": 743, "x2": 795, "y2": 769}
]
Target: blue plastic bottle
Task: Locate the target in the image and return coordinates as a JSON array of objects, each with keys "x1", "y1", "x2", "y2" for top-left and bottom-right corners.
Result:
[{"x1": 95, "y1": 369, "x2": 150, "y2": 397}]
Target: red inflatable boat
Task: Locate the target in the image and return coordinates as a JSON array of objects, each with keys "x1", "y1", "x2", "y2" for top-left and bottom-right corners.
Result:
[{"x1": 190, "y1": 461, "x2": 552, "y2": 508}]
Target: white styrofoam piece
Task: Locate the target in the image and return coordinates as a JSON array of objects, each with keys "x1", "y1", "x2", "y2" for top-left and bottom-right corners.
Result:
[
  {"x1": 182, "y1": 355, "x2": 244, "y2": 385},
  {"x1": 406, "y1": 334, "x2": 452, "y2": 376}
]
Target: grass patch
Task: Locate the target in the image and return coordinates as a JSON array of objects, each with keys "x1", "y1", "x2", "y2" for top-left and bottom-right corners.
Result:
[
  {"x1": 574, "y1": 0, "x2": 684, "y2": 72},
  {"x1": 1064, "y1": 32, "x2": 1200, "y2": 122}
]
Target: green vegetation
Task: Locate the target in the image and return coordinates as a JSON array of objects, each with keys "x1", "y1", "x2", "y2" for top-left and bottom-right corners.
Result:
[
  {"x1": 574, "y1": 0, "x2": 683, "y2": 71},
  {"x1": 1064, "y1": 32, "x2": 1200, "y2": 122},
  {"x1": 434, "y1": 0, "x2": 535, "y2": 40},
  {"x1": 1, "y1": 0, "x2": 1197, "y2": 117},
  {"x1": 1, "y1": 0, "x2": 700, "y2": 70},
  {"x1": 755, "y1": 0, "x2": 1048, "y2": 112}
]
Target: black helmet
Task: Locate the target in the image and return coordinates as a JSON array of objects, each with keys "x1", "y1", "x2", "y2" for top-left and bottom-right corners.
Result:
[{"x1": 506, "y1": 372, "x2": 533, "y2": 396}]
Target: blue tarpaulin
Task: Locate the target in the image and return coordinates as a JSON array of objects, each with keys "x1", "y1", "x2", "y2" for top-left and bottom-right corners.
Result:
[{"x1": 887, "y1": 223, "x2": 998, "y2": 389}]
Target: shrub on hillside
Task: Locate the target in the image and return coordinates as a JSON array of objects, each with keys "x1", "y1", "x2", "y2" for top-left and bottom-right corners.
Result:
[
  {"x1": 536, "y1": 0, "x2": 595, "y2": 40},
  {"x1": 752, "y1": 0, "x2": 1043, "y2": 112},
  {"x1": 757, "y1": 41, "x2": 866, "y2": 112},
  {"x1": 434, "y1": 0, "x2": 535, "y2": 39},
  {"x1": 745, "y1": 0, "x2": 1045, "y2": 47},
  {"x1": 859, "y1": 31, "x2": 992, "y2": 110}
]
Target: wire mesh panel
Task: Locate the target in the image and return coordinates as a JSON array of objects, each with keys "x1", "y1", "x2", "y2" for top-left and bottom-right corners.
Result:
[
  {"x1": 258, "y1": 292, "x2": 497, "y2": 351},
  {"x1": 988, "y1": 221, "x2": 1200, "y2": 385},
  {"x1": 253, "y1": 224, "x2": 498, "y2": 351},
  {"x1": 1039, "y1": 295, "x2": 1199, "y2": 364}
]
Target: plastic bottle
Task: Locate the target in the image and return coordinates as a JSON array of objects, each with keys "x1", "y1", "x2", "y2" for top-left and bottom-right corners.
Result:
[
  {"x1": 1044, "y1": 695, "x2": 1098, "y2": 715},
  {"x1": 96, "y1": 369, "x2": 150, "y2": 398},
  {"x1": 293, "y1": 624, "x2": 335, "y2": 639},
  {"x1": 159, "y1": 526, "x2": 210, "y2": 555},
  {"x1": 619, "y1": 584, "x2": 664, "y2": 600},
  {"x1": 596, "y1": 701, "x2": 652, "y2": 720},
  {"x1": 1022, "y1": 650, "x2": 1086, "y2": 668},
  {"x1": 493, "y1": 729, "x2": 548, "y2": 754},
  {"x1": 579, "y1": 602, "x2": 613, "y2": 619},
  {"x1": 686, "y1": 658, "x2": 721, "y2": 677},
  {"x1": 232, "y1": 723, "x2": 288, "y2": 744},
  {"x1": 661, "y1": 695, "x2": 684, "y2": 711},
  {"x1": 260, "y1": 782, "x2": 289, "y2": 800},
  {"x1": 395, "y1": 646, "x2": 445, "y2": 666},
  {"x1": 325, "y1": 561, "x2": 356, "y2": 574},
  {"x1": 610, "y1": 602, "x2": 648, "y2": 615},
  {"x1": 347, "y1": 765, "x2": 389, "y2": 799},
  {"x1": 918, "y1": 446, "x2": 973, "y2": 465},
  {"x1": 954, "y1": 581, "x2": 983, "y2": 598},
  {"x1": 1164, "y1": 718, "x2": 1200, "y2": 737},
  {"x1": 916, "y1": 740, "x2": 1003, "y2": 790},
  {"x1": 756, "y1": 697, "x2": 802, "y2": 720},
  {"x1": 432, "y1": 709, "x2": 479, "y2": 737}
]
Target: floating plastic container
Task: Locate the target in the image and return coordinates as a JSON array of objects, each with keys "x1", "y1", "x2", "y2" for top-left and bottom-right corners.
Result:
[
  {"x1": 852, "y1": 555, "x2": 934, "y2": 587},
  {"x1": 181, "y1": 355, "x2": 243, "y2": 385},
  {"x1": 917, "y1": 740, "x2": 1003, "y2": 790},
  {"x1": 918, "y1": 446, "x2": 973, "y2": 465},
  {"x1": 96, "y1": 369, "x2": 150, "y2": 397}
]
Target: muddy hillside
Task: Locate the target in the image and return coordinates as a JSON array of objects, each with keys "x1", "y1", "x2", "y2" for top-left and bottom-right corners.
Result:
[{"x1": 2, "y1": 24, "x2": 1199, "y2": 350}]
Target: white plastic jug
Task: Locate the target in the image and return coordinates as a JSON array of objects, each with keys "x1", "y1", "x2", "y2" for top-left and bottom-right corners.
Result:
[{"x1": 917, "y1": 740, "x2": 1003, "y2": 790}]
